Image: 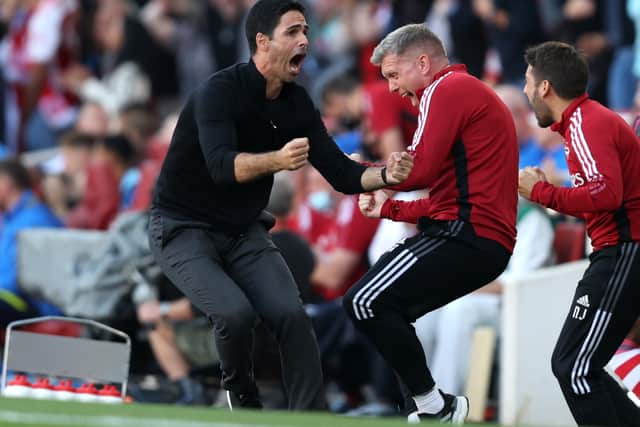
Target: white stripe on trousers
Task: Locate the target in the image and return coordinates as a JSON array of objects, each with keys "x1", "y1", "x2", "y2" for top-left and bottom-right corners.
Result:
[
  {"x1": 570, "y1": 242, "x2": 639, "y2": 394},
  {"x1": 351, "y1": 221, "x2": 463, "y2": 320}
]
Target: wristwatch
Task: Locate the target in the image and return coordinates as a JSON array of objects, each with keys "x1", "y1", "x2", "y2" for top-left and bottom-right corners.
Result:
[{"x1": 159, "y1": 302, "x2": 171, "y2": 319}]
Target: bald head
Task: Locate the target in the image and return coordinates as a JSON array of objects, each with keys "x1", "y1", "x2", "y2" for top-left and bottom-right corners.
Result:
[
  {"x1": 494, "y1": 84, "x2": 529, "y2": 116},
  {"x1": 494, "y1": 84, "x2": 532, "y2": 142}
]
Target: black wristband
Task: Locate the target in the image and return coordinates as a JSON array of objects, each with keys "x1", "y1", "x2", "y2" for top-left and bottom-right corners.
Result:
[{"x1": 380, "y1": 166, "x2": 388, "y2": 185}]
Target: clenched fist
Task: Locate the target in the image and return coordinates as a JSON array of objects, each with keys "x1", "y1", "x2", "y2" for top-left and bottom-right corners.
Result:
[
  {"x1": 358, "y1": 190, "x2": 391, "y2": 218},
  {"x1": 518, "y1": 166, "x2": 547, "y2": 199},
  {"x1": 385, "y1": 151, "x2": 413, "y2": 185},
  {"x1": 278, "y1": 137, "x2": 309, "y2": 171}
]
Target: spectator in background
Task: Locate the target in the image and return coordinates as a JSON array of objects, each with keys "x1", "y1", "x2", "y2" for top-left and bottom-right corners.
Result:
[
  {"x1": 628, "y1": 0, "x2": 640, "y2": 111},
  {"x1": 531, "y1": 125, "x2": 572, "y2": 187},
  {"x1": 311, "y1": 193, "x2": 380, "y2": 302},
  {"x1": 472, "y1": 0, "x2": 543, "y2": 85},
  {"x1": 267, "y1": 171, "x2": 318, "y2": 304},
  {"x1": 139, "y1": 0, "x2": 215, "y2": 100},
  {"x1": 305, "y1": 0, "x2": 392, "y2": 99},
  {"x1": 134, "y1": 274, "x2": 209, "y2": 405},
  {"x1": 556, "y1": 0, "x2": 611, "y2": 105},
  {"x1": 66, "y1": 134, "x2": 136, "y2": 229},
  {"x1": 321, "y1": 74, "x2": 418, "y2": 161},
  {"x1": 421, "y1": 1, "x2": 488, "y2": 79},
  {"x1": 74, "y1": 102, "x2": 110, "y2": 138},
  {"x1": 41, "y1": 131, "x2": 95, "y2": 220},
  {"x1": 495, "y1": 84, "x2": 539, "y2": 155},
  {"x1": 603, "y1": 0, "x2": 636, "y2": 111},
  {"x1": 495, "y1": 84, "x2": 570, "y2": 187},
  {"x1": 206, "y1": 0, "x2": 252, "y2": 71},
  {"x1": 0, "y1": 158, "x2": 63, "y2": 327},
  {"x1": 128, "y1": 113, "x2": 178, "y2": 212},
  {"x1": 290, "y1": 166, "x2": 337, "y2": 249},
  {"x1": 347, "y1": 0, "x2": 393, "y2": 84},
  {"x1": 61, "y1": 1, "x2": 151, "y2": 117},
  {"x1": 62, "y1": 0, "x2": 178, "y2": 116},
  {"x1": 1, "y1": 0, "x2": 80, "y2": 152},
  {"x1": 93, "y1": 134, "x2": 139, "y2": 210},
  {"x1": 118, "y1": 103, "x2": 159, "y2": 159}
]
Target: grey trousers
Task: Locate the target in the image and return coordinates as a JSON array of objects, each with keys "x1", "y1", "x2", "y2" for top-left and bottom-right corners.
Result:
[{"x1": 148, "y1": 211, "x2": 326, "y2": 410}]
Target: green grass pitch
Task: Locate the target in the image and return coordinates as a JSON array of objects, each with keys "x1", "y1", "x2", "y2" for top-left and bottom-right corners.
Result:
[{"x1": 0, "y1": 397, "x2": 501, "y2": 427}]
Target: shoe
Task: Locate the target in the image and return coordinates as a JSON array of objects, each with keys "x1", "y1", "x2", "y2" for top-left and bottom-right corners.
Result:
[
  {"x1": 175, "y1": 377, "x2": 207, "y2": 405},
  {"x1": 407, "y1": 391, "x2": 469, "y2": 425},
  {"x1": 344, "y1": 401, "x2": 397, "y2": 417},
  {"x1": 226, "y1": 390, "x2": 262, "y2": 410}
]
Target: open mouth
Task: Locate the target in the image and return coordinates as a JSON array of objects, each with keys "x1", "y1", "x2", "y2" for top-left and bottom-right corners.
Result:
[
  {"x1": 289, "y1": 53, "x2": 306, "y2": 73},
  {"x1": 401, "y1": 91, "x2": 419, "y2": 106}
]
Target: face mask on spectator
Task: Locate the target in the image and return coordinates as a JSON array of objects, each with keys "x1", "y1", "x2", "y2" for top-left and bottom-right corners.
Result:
[
  {"x1": 339, "y1": 117, "x2": 361, "y2": 131},
  {"x1": 308, "y1": 191, "x2": 332, "y2": 212}
]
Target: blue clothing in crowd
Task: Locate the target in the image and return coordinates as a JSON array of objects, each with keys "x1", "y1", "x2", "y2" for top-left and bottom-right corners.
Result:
[
  {"x1": 519, "y1": 137, "x2": 570, "y2": 187},
  {"x1": 0, "y1": 191, "x2": 63, "y2": 316}
]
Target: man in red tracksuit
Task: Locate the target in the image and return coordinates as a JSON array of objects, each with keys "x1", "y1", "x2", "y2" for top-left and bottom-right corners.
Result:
[
  {"x1": 519, "y1": 41, "x2": 640, "y2": 427},
  {"x1": 342, "y1": 24, "x2": 518, "y2": 423}
]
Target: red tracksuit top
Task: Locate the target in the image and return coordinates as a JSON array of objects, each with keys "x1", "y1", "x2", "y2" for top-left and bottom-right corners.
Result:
[
  {"x1": 380, "y1": 64, "x2": 518, "y2": 252},
  {"x1": 531, "y1": 94, "x2": 640, "y2": 251}
]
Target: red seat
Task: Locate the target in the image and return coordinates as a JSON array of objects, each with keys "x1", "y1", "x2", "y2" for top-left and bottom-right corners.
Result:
[
  {"x1": 553, "y1": 222, "x2": 586, "y2": 263},
  {"x1": 0, "y1": 320, "x2": 82, "y2": 345},
  {"x1": 21, "y1": 320, "x2": 83, "y2": 337}
]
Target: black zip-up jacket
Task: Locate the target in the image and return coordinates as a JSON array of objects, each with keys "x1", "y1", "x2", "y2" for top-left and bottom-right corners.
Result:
[{"x1": 153, "y1": 60, "x2": 367, "y2": 233}]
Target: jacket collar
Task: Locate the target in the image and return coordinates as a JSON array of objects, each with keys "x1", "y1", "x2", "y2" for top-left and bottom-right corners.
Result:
[
  {"x1": 415, "y1": 63, "x2": 467, "y2": 99},
  {"x1": 550, "y1": 93, "x2": 589, "y2": 134}
]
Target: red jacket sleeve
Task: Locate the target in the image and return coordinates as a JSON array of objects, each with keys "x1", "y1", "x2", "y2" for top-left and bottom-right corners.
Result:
[
  {"x1": 380, "y1": 198, "x2": 431, "y2": 223},
  {"x1": 387, "y1": 80, "x2": 468, "y2": 192},
  {"x1": 530, "y1": 122, "x2": 623, "y2": 215}
]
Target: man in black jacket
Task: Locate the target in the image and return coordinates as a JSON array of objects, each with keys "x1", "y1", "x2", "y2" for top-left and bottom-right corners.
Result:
[{"x1": 149, "y1": 0, "x2": 413, "y2": 411}]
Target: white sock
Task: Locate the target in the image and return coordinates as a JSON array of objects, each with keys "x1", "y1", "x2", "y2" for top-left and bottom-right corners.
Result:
[{"x1": 412, "y1": 387, "x2": 444, "y2": 414}]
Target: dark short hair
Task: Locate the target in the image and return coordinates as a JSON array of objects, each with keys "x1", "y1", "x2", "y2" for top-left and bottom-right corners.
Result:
[
  {"x1": 524, "y1": 41, "x2": 589, "y2": 100},
  {"x1": 100, "y1": 134, "x2": 135, "y2": 165},
  {"x1": 245, "y1": 0, "x2": 305, "y2": 55},
  {"x1": 0, "y1": 158, "x2": 32, "y2": 190},
  {"x1": 321, "y1": 75, "x2": 360, "y2": 107},
  {"x1": 59, "y1": 131, "x2": 96, "y2": 149}
]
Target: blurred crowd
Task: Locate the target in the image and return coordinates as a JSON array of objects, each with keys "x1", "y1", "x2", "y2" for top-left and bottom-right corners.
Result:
[{"x1": 0, "y1": 0, "x2": 639, "y2": 416}]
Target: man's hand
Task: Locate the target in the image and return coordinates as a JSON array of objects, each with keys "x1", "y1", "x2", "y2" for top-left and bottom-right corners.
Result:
[
  {"x1": 385, "y1": 151, "x2": 413, "y2": 185},
  {"x1": 137, "y1": 300, "x2": 161, "y2": 324},
  {"x1": 60, "y1": 64, "x2": 92, "y2": 94},
  {"x1": 277, "y1": 137, "x2": 309, "y2": 171},
  {"x1": 359, "y1": 190, "x2": 391, "y2": 218},
  {"x1": 518, "y1": 166, "x2": 548, "y2": 199}
]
